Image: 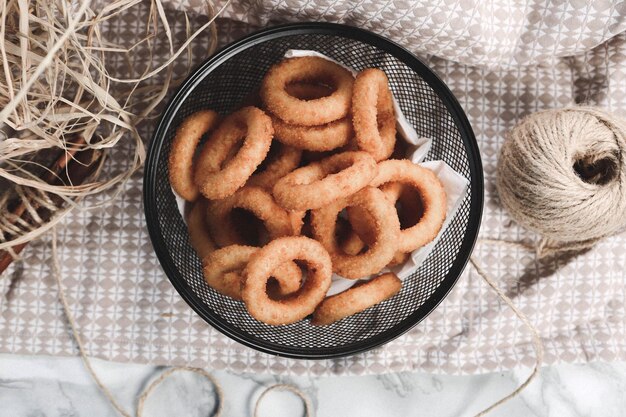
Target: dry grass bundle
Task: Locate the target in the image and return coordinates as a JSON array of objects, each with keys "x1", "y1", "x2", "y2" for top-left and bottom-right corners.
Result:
[{"x1": 0, "y1": 0, "x2": 228, "y2": 257}]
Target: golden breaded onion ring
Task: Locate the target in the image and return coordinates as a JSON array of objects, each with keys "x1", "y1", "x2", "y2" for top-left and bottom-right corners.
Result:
[
  {"x1": 312, "y1": 272, "x2": 402, "y2": 325},
  {"x1": 357, "y1": 159, "x2": 447, "y2": 253},
  {"x1": 241, "y1": 236, "x2": 332, "y2": 325},
  {"x1": 168, "y1": 110, "x2": 220, "y2": 201},
  {"x1": 272, "y1": 116, "x2": 352, "y2": 151},
  {"x1": 352, "y1": 69, "x2": 396, "y2": 161},
  {"x1": 261, "y1": 57, "x2": 354, "y2": 126},
  {"x1": 310, "y1": 187, "x2": 400, "y2": 279},
  {"x1": 272, "y1": 151, "x2": 377, "y2": 211},
  {"x1": 247, "y1": 141, "x2": 302, "y2": 190},
  {"x1": 194, "y1": 106, "x2": 273, "y2": 200},
  {"x1": 344, "y1": 181, "x2": 425, "y2": 261},
  {"x1": 203, "y1": 245, "x2": 301, "y2": 300},
  {"x1": 206, "y1": 186, "x2": 295, "y2": 248}
]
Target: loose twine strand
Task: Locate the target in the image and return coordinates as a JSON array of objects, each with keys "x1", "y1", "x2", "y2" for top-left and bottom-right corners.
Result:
[
  {"x1": 54, "y1": 224, "x2": 312, "y2": 417},
  {"x1": 136, "y1": 367, "x2": 224, "y2": 417},
  {"x1": 470, "y1": 239, "x2": 544, "y2": 417},
  {"x1": 52, "y1": 228, "x2": 135, "y2": 417},
  {"x1": 470, "y1": 106, "x2": 626, "y2": 412},
  {"x1": 253, "y1": 384, "x2": 313, "y2": 417}
]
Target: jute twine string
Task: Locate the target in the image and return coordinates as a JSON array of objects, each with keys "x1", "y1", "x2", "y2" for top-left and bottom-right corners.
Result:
[
  {"x1": 497, "y1": 107, "x2": 626, "y2": 258},
  {"x1": 253, "y1": 384, "x2": 313, "y2": 417},
  {"x1": 136, "y1": 367, "x2": 224, "y2": 417},
  {"x1": 469, "y1": 239, "x2": 544, "y2": 417},
  {"x1": 52, "y1": 228, "x2": 136, "y2": 417}
]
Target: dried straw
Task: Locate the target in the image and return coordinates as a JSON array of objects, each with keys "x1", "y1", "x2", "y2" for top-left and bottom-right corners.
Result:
[{"x1": 0, "y1": 0, "x2": 228, "y2": 253}]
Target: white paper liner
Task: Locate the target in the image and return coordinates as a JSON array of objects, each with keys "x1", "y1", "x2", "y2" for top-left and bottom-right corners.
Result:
[{"x1": 171, "y1": 50, "x2": 469, "y2": 297}]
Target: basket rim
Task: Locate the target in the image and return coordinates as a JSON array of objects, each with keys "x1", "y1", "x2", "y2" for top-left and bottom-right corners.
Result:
[{"x1": 143, "y1": 22, "x2": 484, "y2": 359}]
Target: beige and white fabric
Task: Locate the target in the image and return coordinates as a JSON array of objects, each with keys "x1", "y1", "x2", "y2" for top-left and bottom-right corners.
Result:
[
  {"x1": 1, "y1": 1, "x2": 625, "y2": 375},
  {"x1": 171, "y1": 0, "x2": 626, "y2": 68}
]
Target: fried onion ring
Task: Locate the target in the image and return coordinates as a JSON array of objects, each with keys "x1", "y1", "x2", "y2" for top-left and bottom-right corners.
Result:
[
  {"x1": 344, "y1": 181, "x2": 423, "y2": 262},
  {"x1": 387, "y1": 251, "x2": 410, "y2": 267},
  {"x1": 288, "y1": 210, "x2": 306, "y2": 236},
  {"x1": 168, "y1": 110, "x2": 220, "y2": 201},
  {"x1": 207, "y1": 186, "x2": 295, "y2": 248},
  {"x1": 341, "y1": 209, "x2": 408, "y2": 269},
  {"x1": 203, "y1": 245, "x2": 301, "y2": 300},
  {"x1": 352, "y1": 69, "x2": 396, "y2": 161},
  {"x1": 261, "y1": 57, "x2": 354, "y2": 126},
  {"x1": 312, "y1": 272, "x2": 402, "y2": 326},
  {"x1": 273, "y1": 151, "x2": 377, "y2": 211},
  {"x1": 339, "y1": 236, "x2": 409, "y2": 269},
  {"x1": 339, "y1": 223, "x2": 366, "y2": 257},
  {"x1": 246, "y1": 141, "x2": 302, "y2": 190},
  {"x1": 186, "y1": 198, "x2": 217, "y2": 258},
  {"x1": 364, "y1": 160, "x2": 447, "y2": 252},
  {"x1": 272, "y1": 116, "x2": 352, "y2": 151},
  {"x1": 194, "y1": 106, "x2": 273, "y2": 200},
  {"x1": 241, "y1": 236, "x2": 332, "y2": 325},
  {"x1": 310, "y1": 187, "x2": 400, "y2": 278}
]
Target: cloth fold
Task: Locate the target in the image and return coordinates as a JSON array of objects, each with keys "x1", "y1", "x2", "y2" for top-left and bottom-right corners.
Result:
[{"x1": 168, "y1": 0, "x2": 626, "y2": 68}]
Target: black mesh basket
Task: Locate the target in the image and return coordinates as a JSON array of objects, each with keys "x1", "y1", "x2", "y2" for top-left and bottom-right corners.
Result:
[{"x1": 144, "y1": 23, "x2": 483, "y2": 359}]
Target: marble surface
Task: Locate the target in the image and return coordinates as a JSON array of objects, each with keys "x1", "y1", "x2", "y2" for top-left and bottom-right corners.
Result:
[{"x1": 0, "y1": 354, "x2": 625, "y2": 416}]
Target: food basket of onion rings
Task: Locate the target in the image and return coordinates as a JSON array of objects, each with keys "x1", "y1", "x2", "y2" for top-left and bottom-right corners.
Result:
[{"x1": 144, "y1": 22, "x2": 483, "y2": 358}]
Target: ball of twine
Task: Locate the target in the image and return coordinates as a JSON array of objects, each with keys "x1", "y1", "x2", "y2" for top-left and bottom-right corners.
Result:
[{"x1": 496, "y1": 106, "x2": 626, "y2": 255}]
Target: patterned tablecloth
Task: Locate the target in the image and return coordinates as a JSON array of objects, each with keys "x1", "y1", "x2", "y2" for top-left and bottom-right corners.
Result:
[{"x1": 1, "y1": 0, "x2": 625, "y2": 376}]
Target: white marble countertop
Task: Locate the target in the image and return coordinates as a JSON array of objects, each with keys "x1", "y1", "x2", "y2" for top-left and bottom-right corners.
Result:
[{"x1": 0, "y1": 353, "x2": 624, "y2": 416}]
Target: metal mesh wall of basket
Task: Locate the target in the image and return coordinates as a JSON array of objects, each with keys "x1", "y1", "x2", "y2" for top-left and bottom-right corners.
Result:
[{"x1": 144, "y1": 23, "x2": 484, "y2": 359}]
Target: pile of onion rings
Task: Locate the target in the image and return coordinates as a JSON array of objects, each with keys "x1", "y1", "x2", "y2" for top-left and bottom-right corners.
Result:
[{"x1": 167, "y1": 57, "x2": 448, "y2": 326}]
